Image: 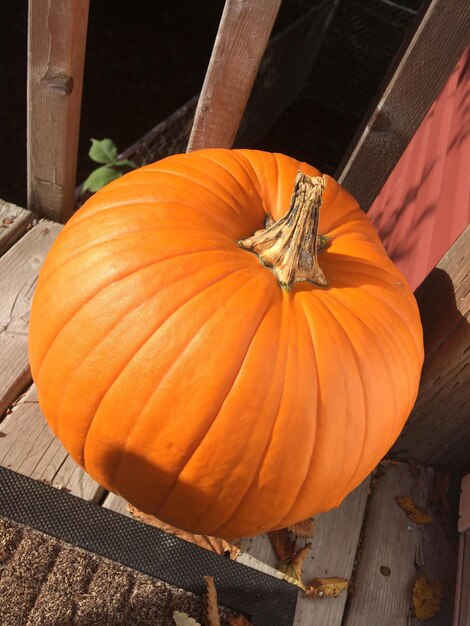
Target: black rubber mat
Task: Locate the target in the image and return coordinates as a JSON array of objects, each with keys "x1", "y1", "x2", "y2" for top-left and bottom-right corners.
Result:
[{"x1": 0, "y1": 467, "x2": 297, "y2": 625}]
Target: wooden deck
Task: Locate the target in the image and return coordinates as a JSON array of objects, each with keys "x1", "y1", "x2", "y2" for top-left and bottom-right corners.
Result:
[{"x1": 0, "y1": 204, "x2": 459, "y2": 625}]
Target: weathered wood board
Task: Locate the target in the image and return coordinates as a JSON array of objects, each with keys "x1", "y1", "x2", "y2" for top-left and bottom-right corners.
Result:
[
  {"x1": 188, "y1": 0, "x2": 282, "y2": 151},
  {"x1": 102, "y1": 492, "x2": 132, "y2": 517},
  {"x1": 105, "y1": 479, "x2": 369, "y2": 625},
  {"x1": 292, "y1": 478, "x2": 370, "y2": 625},
  {"x1": 344, "y1": 462, "x2": 458, "y2": 626},
  {"x1": 0, "y1": 220, "x2": 61, "y2": 416},
  {"x1": 0, "y1": 385, "x2": 99, "y2": 500},
  {"x1": 393, "y1": 226, "x2": 470, "y2": 472},
  {"x1": 0, "y1": 200, "x2": 34, "y2": 257},
  {"x1": 27, "y1": 0, "x2": 89, "y2": 222},
  {"x1": 455, "y1": 530, "x2": 470, "y2": 626}
]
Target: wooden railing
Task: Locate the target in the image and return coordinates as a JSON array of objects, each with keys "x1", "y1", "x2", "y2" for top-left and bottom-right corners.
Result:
[
  {"x1": 27, "y1": 0, "x2": 470, "y2": 223},
  {"x1": 27, "y1": 0, "x2": 90, "y2": 223}
]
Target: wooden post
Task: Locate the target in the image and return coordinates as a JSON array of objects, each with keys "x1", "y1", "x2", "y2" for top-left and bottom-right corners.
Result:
[
  {"x1": 392, "y1": 226, "x2": 470, "y2": 473},
  {"x1": 27, "y1": 0, "x2": 89, "y2": 223},
  {"x1": 336, "y1": 0, "x2": 470, "y2": 211},
  {"x1": 187, "y1": 0, "x2": 282, "y2": 152}
]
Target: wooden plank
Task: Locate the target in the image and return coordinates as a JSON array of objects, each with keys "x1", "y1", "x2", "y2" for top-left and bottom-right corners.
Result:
[
  {"x1": 293, "y1": 478, "x2": 370, "y2": 625},
  {"x1": 242, "y1": 477, "x2": 370, "y2": 626},
  {"x1": 102, "y1": 492, "x2": 131, "y2": 517},
  {"x1": 344, "y1": 462, "x2": 458, "y2": 626},
  {"x1": 0, "y1": 386, "x2": 100, "y2": 500},
  {"x1": 456, "y1": 531, "x2": 470, "y2": 626},
  {"x1": 336, "y1": 0, "x2": 470, "y2": 211},
  {"x1": 238, "y1": 478, "x2": 369, "y2": 625},
  {"x1": 0, "y1": 200, "x2": 34, "y2": 257},
  {"x1": 104, "y1": 480, "x2": 368, "y2": 625},
  {"x1": 454, "y1": 534, "x2": 465, "y2": 626},
  {"x1": 459, "y1": 474, "x2": 470, "y2": 534},
  {"x1": 187, "y1": 0, "x2": 282, "y2": 152},
  {"x1": 392, "y1": 226, "x2": 470, "y2": 472},
  {"x1": 27, "y1": 0, "x2": 89, "y2": 222},
  {"x1": 0, "y1": 220, "x2": 61, "y2": 416}
]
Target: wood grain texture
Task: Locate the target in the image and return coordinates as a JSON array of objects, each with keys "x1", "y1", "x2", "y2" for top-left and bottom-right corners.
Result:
[
  {"x1": 187, "y1": 0, "x2": 282, "y2": 151},
  {"x1": 239, "y1": 478, "x2": 369, "y2": 625},
  {"x1": 455, "y1": 531, "x2": 470, "y2": 626},
  {"x1": 102, "y1": 492, "x2": 132, "y2": 517},
  {"x1": 105, "y1": 481, "x2": 368, "y2": 625},
  {"x1": 336, "y1": 0, "x2": 470, "y2": 210},
  {"x1": 0, "y1": 220, "x2": 61, "y2": 416},
  {"x1": 27, "y1": 0, "x2": 89, "y2": 222},
  {"x1": 293, "y1": 478, "x2": 369, "y2": 626},
  {"x1": 459, "y1": 475, "x2": 470, "y2": 534},
  {"x1": 344, "y1": 462, "x2": 458, "y2": 626},
  {"x1": 0, "y1": 386, "x2": 100, "y2": 500},
  {"x1": 392, "y1": 226, "x2": 470, "y2": 472},
  {"x1": 0, "y1": 200, "x2": 35, "y2": 257}
]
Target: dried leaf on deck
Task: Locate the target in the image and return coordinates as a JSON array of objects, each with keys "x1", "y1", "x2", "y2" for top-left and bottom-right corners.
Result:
[
  {"x1": 288, "y1": 518, "x2": 314, "y2": 538},
  {"x1": 268, "y1": 528, "x2": 296, "y2": 562},
  {"x1": 412, "y1": 573, "x2": 443, "y2": 620},
  {"x1": 280, "y1": 544, "x2": 312, "y2": 582},
  {"x1": 173, "y1": 611, "x2": 201, "y2": 626},
  {"x1": 395, "y1": 496, "x2": 433, "y2": 525},
  {"x1": 202, "y1": 576, "x2": 221, "y2": 626},
  {"x1": 305, "y1": 577, "x2": 349, "y2": 599},
  {"x1": 228, "y1": 617, "x2": 253, "y2": 626},
  {"x1": 127, "y1": 505, "x2": 240, "y2": 558}
]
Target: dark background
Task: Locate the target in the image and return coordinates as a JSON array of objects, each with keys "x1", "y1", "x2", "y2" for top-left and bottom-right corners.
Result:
[{"x1": 1, "y1": 0, "x2": 422, "y2": 209}]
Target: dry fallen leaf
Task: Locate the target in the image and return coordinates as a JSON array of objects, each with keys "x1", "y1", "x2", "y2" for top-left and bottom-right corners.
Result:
[
  {"x1": 288, "y1": 518, "x2": 314, "y2": 538},
  {"x1": 268, "y1": 528, "x2": 296, "y2": 562},
  {"x1": 395, "y1": 496, "x2": 433, "y2": 525},
  {"x1": 305, "y1": 577, "x2": 349, "y2": 599},
  {"x1": 412, "y1": 573, "x2": 443, "y2": 620},
  {"x1": 228, "y1": 617, "x2": 253, "y2": 626},
  {"x1": 202, "y1": 576, "x2": 220, "y2": 626},
  {"x1": 128, "y1": 505, "x2": 239, "y2": 558},
  {"x1": 280, "y1": 544, "x2": 312, "y2": 582},
  {"x1": 173, "y1": 611, "x2": 201, "y2": 626}
]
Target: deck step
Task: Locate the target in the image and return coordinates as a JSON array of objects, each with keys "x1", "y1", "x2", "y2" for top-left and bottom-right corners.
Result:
[
  {"x1": 0, "y1": 385, "x2": 100, "y2": 501},
  {"x1": 0, "y1": 199, "x2": 34, "y2": 258},
  {"x1": 344, "y1": 462, "x2": 457, "y2": 626},
  {"x1": 0, "y1": 219, "x2": 60, "y2": 416}
]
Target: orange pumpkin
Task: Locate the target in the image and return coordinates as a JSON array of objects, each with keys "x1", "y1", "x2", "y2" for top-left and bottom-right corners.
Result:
[{"x1": 28, "y1": 149, "x2": 423, "y2": 537}]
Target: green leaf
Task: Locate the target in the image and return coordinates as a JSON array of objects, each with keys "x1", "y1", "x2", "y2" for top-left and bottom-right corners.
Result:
[
  {"x1": 82, "y1": 166, "x2": 122, "y2": 193},
  {"x1": 172, "y1": 611, "x2": 201, "y2": 626},
  {"x1": 114, "y1": 158, "x2": 138, "y2": 169},
  {"x1": 88, "y1": 138, "x2": 119, "y2": 164}
]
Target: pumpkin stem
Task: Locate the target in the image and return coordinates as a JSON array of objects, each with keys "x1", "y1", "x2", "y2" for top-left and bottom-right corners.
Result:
[{"x1": 238, "y1": 172, "x2": 328, "y2": 289}]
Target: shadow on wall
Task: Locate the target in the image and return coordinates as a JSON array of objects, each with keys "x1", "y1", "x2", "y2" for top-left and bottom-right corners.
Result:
[
  {"x1": 368, "y1": 46, "x2": 470, "y2": 291},
  {"x1": 392, "y1": 264, "x2": 470, "y2": 474}
]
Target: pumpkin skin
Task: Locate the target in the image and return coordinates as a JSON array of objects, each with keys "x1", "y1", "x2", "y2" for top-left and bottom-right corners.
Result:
[{"x1": 28, "y1": 149, "x2": 423, "y2": 537}]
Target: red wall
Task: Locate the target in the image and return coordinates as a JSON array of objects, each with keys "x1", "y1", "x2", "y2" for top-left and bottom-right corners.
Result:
[{"x1": 368, "y1": 47, "x2": 470, "y2": 291}]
